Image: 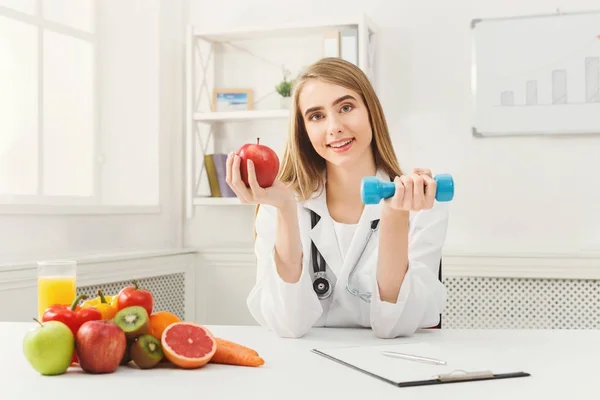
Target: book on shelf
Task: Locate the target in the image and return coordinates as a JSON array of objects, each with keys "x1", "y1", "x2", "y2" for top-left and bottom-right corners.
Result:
[{"x1": 204, "y1": 153, "x2": 236, "y2": 198}]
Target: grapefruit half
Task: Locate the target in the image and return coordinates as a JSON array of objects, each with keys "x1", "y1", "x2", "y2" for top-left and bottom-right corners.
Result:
[{"x1": 161, "y1": 322, "x2": 217, "y2": 368}]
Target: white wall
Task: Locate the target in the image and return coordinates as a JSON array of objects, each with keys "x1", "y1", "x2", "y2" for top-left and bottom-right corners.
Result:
[
  {"x1": 0, "y1": 0, "x2": 187, "y2": 264},
  {"x1": 186, "y1": 0, "x2": 600, "y2": 256},
  {"x1": 98, "y1": 1, "x2": 160, "y2": 206}
]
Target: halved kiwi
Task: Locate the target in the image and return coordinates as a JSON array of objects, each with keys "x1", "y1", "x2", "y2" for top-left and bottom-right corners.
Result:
[
  {"x1": 114, "y1": 306, "x2": 149, "y2": 339},
  {"x1": 130, "y1": 334, "x2": 164, "y2": 369}
]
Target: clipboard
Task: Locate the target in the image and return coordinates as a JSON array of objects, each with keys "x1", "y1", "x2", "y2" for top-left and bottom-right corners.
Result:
[{"x1": 311, "y1": 342, "x2": 531, "y2": 388}]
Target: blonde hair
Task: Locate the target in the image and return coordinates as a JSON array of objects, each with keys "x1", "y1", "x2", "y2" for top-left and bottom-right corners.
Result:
[{"x1": 253, "y1": 57, "x2": 403, "y2": 236}]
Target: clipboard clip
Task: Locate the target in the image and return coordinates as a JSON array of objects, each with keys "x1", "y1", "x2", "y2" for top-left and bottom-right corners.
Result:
[{"x1": 436, "y1": 369, "x2": 495, "y2": 382}]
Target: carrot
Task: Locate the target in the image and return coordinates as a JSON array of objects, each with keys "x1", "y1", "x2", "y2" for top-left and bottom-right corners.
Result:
[
  {"x1": 210, "y1": 339, "x2": 265, "y2": 367},
  {"x1": 216, "y1": 338, "x2": 259, "y2": 356},
  {"x1": 211, "y1": 346, "x2": 265, "y2": 367}
]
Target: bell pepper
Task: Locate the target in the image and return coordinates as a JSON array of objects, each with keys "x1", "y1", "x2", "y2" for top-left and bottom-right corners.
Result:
[
  {"x1": 81, "y1": 289, "x2": 118, "y2": 320},
  {"x1": 42, "y1": 293, "x2": 103, "y2": 335}
]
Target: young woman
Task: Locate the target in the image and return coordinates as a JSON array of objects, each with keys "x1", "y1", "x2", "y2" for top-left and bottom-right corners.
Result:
[{"x1": 225, "y1": 57, "x2": 449, "y2": 339}]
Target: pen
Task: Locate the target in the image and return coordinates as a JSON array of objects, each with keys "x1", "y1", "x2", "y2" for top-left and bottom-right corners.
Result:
[{"x1": 381, "y1": 351, "x2": 447, "y2": 365}]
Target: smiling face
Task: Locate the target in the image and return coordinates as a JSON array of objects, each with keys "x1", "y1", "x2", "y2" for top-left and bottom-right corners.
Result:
[
  {"x1": 276, "y1": 57, "x2": 404, "y2": 201},
  {"x1": 298, "y1": 79, "x2": 374, "y2": 169}
]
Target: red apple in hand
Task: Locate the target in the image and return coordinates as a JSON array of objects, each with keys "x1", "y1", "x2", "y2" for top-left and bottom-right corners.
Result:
[
  {"x1": 76, "y1": 320, "x2": 126, "y2": 374},
  {"x1": 237, "y1": 138, "x2": 280, "y2": 188}
]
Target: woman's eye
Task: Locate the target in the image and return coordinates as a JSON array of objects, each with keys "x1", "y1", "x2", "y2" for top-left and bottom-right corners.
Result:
[
  {"x1": 309, "y1": 113, "x2": 323, "y2": 121},
  {"x1": 341, "y1": 105, "x2": 352, "y2": 112}
]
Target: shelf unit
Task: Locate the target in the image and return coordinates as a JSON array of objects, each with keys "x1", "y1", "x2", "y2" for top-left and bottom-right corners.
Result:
[
  {"x1": 185, "y1": 15, "x2": 378, "y2": 218},
  {"x1": 193, "y1": 197, "x2": 247, "y2": 206},
  {"x1": 194, "y1": 109, "x2": 289, "y2": 123}
]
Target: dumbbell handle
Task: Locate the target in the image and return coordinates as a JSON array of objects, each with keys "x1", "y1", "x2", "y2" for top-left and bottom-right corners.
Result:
[{"x1": 361, "y1": 174, "x2": 454, "y2": 205}]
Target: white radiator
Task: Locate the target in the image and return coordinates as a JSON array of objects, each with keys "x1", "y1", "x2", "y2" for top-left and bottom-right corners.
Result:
[{"x1": 442, "y1": 276, "x2": 600, "y2": 329}]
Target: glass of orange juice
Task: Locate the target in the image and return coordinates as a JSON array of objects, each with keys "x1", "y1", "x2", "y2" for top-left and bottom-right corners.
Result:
[{"x1": 37, "y1": 260, "x2": 77, "y2": 319}]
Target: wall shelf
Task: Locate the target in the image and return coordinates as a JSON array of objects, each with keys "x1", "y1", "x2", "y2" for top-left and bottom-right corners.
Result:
[
  {"x1": 185, "y1": 15, "x2": 379, "y2": 217},
  {"x1": 193, "y1": 18, "x2": 376, "y2": 42},
  {"x1": 193, "y1": 197, "x2": 250, "y2": 206},
  {"x1": 194, "y1": 109, "x2": 289, "y2": 123}
]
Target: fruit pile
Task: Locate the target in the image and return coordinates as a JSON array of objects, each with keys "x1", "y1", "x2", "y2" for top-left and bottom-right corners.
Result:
[{"x1": 23, "y1": 280, "x2": 265, "y2": 376}]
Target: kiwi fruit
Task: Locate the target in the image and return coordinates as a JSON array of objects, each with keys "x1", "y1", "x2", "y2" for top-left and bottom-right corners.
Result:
[
  {"x1": 114, "y1": 306, "x2": 149, "y2": 339},
  {"x1": 130, "y1": 334, "x2": 164, "y2": 369}
]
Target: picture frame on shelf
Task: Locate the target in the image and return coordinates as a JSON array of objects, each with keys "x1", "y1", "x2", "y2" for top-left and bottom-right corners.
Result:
[{"x1": 212, "y1": 88, "x2": 254, "y2": 112}]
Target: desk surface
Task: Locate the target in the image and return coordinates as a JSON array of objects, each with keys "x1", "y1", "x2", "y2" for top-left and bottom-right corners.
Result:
[{"x1": 2, "y1": 321, "x2": 597, "y2": 399}]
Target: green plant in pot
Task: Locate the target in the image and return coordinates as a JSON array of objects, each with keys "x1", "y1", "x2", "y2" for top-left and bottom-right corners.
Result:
[{"x1": 275, "y1": 67, "x2": 294, "y2": 108}]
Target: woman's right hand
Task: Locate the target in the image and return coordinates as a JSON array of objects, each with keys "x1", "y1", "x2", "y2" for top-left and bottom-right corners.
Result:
[{"x1": 226, "y1": 152, "x2": 295, "y2": 210}]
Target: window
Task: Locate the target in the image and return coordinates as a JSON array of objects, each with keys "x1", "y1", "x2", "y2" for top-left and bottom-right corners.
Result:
[
  {"x1": 0, "y1": 0, "x2": 97, "y2": 206},
  {"x1": 0, "y1": 1, "x2": 161, "y2": 213}
]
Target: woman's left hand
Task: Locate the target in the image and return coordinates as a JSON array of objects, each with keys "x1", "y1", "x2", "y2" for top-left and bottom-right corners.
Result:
[{"x1": 384, "y1": 168, "x2": 437, "y2": 212}]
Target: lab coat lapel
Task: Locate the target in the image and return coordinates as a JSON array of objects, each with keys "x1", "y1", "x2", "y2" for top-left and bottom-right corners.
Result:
[
  {"x1": 302, "y1": 168, "x2": 390, "y2": 284},
  {"x1": 303, "y1": 190, "x2": 344, "y2": 276},
  {"x1": 337, "y1": 203, "x2": 380, "y2": 285},
  {"x1": 338, "y1": 168, "x2": 389, "y2": 284}
]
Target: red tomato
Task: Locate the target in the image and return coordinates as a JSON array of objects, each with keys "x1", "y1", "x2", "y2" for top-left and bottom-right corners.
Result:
[{"x1": 116, "y1": 281, "x2": 154, "y2": 315}]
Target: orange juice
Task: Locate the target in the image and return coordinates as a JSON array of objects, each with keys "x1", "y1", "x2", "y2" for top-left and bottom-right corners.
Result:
[{"x1": 37, "y1": 276, "x2": 76, "y2": 319}]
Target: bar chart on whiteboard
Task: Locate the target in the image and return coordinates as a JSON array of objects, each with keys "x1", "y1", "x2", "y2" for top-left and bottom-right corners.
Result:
[{"x1": 471, "y1": 10, "x2": 600, "y2": 136}]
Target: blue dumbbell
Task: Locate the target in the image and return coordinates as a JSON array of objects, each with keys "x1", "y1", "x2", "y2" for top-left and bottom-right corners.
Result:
[{"x1": 361, "y1": 174, "x2": 454, "y2": 204}]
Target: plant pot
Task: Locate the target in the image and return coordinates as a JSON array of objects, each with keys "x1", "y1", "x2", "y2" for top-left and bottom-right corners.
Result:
[{"x1": 280, "y1": 96, "x2": 291, "y2": 109}]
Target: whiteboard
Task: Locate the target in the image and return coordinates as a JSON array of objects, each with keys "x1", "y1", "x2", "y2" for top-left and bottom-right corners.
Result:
[{"x1": 471, "y1": 9, "x2": 600, "y2": 137}]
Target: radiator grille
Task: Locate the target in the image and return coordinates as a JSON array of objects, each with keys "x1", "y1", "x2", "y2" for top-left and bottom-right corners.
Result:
[
  {"x1": 75, "y1": 272, "x2": 600, "y2": 329},
  {"x1": 77, "y1": 273, "x2": 186, "y2": 320},
  {"x1": 443, "y1": 276, "x2": 600, "y2": 329}
]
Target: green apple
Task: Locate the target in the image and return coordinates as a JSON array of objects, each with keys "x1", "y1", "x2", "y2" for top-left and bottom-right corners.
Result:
[{"x1": 22, "y1": 319, "x2": 74, "y2": 376}]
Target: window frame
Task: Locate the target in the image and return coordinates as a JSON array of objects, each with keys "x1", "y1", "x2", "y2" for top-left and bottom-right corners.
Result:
[
  {"x1": 0, "y1": 1, "x2": 102, "y2": 209},
  {"x1": 0, "y1": 2, "x2": 161, "y2": 215}
]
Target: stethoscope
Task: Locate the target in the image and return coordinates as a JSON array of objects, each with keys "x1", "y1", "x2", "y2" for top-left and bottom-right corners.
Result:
[{"x1": 310, "y1": 209, "x2": 380, "y2": 301}]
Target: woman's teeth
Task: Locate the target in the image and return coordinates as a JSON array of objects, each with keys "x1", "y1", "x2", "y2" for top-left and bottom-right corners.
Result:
[{"x1": 329, "y1": 139, "x2": 352, "y2": 148}]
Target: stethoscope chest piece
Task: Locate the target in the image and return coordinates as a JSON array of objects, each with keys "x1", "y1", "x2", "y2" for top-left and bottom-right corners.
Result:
[
  {"x1": 313, "y1": 271, "x2": 332, "y2": 300},
  {"x1": 310, "y1": 210, "x2": 333, "y2": 300},
  {"x1": 309, "y1": 208, "x2": 380, "y2": 303}
]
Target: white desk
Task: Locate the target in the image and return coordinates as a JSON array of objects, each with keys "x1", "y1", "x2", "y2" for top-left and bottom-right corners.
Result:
[{"x1": 2, "y1": 321, "x2": 597, "y2": 399}]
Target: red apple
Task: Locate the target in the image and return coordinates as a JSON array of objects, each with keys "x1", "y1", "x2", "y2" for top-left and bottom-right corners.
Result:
[
  {"x1": 237, "y1": 137, "x2": 280, "y2": 188},
  {"x1": 75, "y1": 320, "x2": 126, "y2": 374}
]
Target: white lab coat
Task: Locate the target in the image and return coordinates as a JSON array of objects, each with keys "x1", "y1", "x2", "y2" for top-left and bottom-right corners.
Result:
[{"x1": 246, "y1": 168, "x2": 449, "y2": 339}]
